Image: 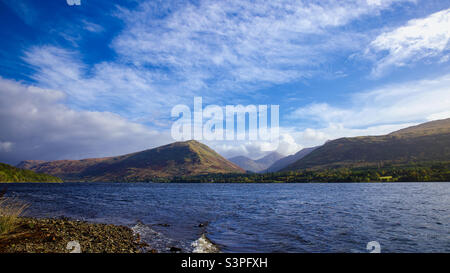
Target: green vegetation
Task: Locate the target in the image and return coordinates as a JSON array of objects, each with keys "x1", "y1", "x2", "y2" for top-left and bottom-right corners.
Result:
[
  {"x1": 153, "y1": 162, "x2": 450, "y2": 183},
  {"x1": 0, "y1": 163, "x2": 62, "y2": 183},
  {"x1": 0, "y1": 194, "x2": 29, "y2": 235}
]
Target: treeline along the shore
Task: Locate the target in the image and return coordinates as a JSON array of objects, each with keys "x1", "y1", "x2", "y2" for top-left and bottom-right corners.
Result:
[
  {"x1": 152, "y1": 162, "x2": 450, "y2": 183},
  {"x1": 0, "y1": 163, "x2": 62, "y2": 183}
]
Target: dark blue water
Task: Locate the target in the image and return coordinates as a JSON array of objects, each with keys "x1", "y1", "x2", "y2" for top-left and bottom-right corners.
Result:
[{"x1": 1, "y1": 182, "x2": 449, "y2": 253}]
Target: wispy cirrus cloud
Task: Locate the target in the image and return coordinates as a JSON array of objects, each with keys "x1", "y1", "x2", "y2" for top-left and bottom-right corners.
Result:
[
  {"x1": 112, "y1": 0, "x2": 412, "y2": 91},
  {"x1": 366, "y1": 8, "x2": 450, "y2": 77},
  {"x1": 1, "y1": 0, "x2": 37, "y2": 25},
  {"x1": 81, "y1": 19, "x2": 104, "y2": 33}
]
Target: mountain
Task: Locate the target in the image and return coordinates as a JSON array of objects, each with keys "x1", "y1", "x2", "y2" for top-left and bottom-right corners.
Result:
[
  {"x1": 282, "y1": 118, "x2": 450, "y2": 171},
  {"x1": 229, "y1": 152, "x2": 284, "y2": 172},
  {"x1": 265, "y1": 146, "x2": 319, "y2": 172},
  {"x1": 228, "y1": 156, "x2": 261, "y2": 172},
  {"x1": 18, "y1": 140, "x2": 245, "y2": 182},
  {"x1": 0, "y1": 162, "x2": 62, "y2": 183},
  {"x1": 16, "y1": 160, "x2": 46, "y2": 169},
  {"x1": 256, "y1": 152, "x2": 285, "y2": 168}
]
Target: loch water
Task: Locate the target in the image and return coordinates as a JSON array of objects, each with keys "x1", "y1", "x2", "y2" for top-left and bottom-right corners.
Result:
[{"x1": 2, "y1": 182, "x2": 449, "y2": 253}]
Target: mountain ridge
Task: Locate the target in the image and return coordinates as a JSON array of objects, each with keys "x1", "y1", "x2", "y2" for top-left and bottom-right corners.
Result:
[
  {"x1": 266, "y1": 146, "x2": 319, "y2": 172},
  {"x1": 282, "y1": 118, "x2": 450, "y2": 171},
  {"x1": 229, "y1": 152, "x2": 284, "y2": 172},
  {"x1": 19, "y1": 140, "x2": 245, "y2": 182}
]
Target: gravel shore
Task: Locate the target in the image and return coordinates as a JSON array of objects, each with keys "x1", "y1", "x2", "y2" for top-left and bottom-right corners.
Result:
[{"x1": 0, "y1": 217, "x2": 149, "y2": 253}]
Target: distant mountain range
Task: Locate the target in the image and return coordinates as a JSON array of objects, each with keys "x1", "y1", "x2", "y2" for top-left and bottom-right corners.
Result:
[
  {"x1": 0, "y1": 163, "x2": 62, "y2": 183},
  {"x1": 228, "y1": 152, "x2": 284, "y2": 173},
  {"x1": 14, "y1": 118, "x2": 450, "y2": 182},
  {"x1": 265, "y1": 146, "x2": 319, "y2": 172},
  {"x1": 18, "y1": 140, "x2": 244, "y2": 182},
  {"x1": 282, "y1": 118, "x2": 450, "y2": 171}
]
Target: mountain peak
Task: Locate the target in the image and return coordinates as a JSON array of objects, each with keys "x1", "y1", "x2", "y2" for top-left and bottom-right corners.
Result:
[
  {"x1": 19, "y1": 140, "x2": 244, "y2": 181},
  {"x1": 175, "y1": 139, "x2": 201, "y2": 145},
  {"x1": 390, "y1": 118, "x2": 450, "y2": 137}
]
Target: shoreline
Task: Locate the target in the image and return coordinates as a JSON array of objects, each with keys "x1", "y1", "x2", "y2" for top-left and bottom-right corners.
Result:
[
  {"x1": 1, "y1": 181, "x2": 449, "y2": 184},
  {"x1": 0, "y1": 217, "x2": 150, "y2": 253}
]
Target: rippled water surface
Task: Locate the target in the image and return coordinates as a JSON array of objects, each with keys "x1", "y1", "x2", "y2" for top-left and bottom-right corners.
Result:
[{"x1": 2, "y1": 182, "x2": 449, "y2": 253}]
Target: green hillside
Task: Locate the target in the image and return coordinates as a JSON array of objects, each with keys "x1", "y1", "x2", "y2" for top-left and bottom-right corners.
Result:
[{"x1": 0, "y1": 163, "x2": 62, "y2": 183}]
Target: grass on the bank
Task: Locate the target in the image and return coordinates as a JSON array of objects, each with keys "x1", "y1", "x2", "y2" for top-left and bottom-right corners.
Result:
[{"x1": 0, "y1": 195, "x2": 29, "y2": 235}]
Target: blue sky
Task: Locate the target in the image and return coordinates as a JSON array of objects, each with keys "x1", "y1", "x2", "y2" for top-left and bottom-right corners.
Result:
[{"x1": 0, "y1": 0, "x2": 450, "y2": 164}]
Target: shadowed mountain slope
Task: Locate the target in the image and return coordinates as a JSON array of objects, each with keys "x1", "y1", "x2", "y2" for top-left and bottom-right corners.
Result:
[
  {"x1": 229, "y1": 152, "x2": 284, "y2": 172},
  {"x1": 266, "y1": 146, "x2": 319, "y2": 172}
]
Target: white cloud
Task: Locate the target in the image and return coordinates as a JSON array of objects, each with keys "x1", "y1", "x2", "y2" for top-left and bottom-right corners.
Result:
[
  {"x1": 207, "y1": 132, "x2": 303, "y2": 159},
  {"x1": 0, "y1": 141, "x2": 13, "y2": 152},
  {"x1": 275, "y1": 134, "x2": 303, "y2": 156},
  {"x1": 367, "y1": 8, "x2": 450, "y2": 76},
  {"x1": 292, "y1": 73, "x2": 450, "y2": 127},
  {"x1": 81, "y1": 19, "x2": 104, "y2": 33},
  {"x1": 427, "y1": 110, "x2": 450, "y2": 121},
  {"x1": 290, "y1": 103, "x2": 352, "y2": 124},
  {"x1": 211, "y1": 142, "x2": 270, "y2": 160},
  {"x1": 289, "y1": 73, "x2": 450, "y2": 146},
  {"x1": 290, "y1": 123, "x2": 417, "y2": 148},
  {"x1": 0, "y1": 77, "x2": 171, "y2": 165}
]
